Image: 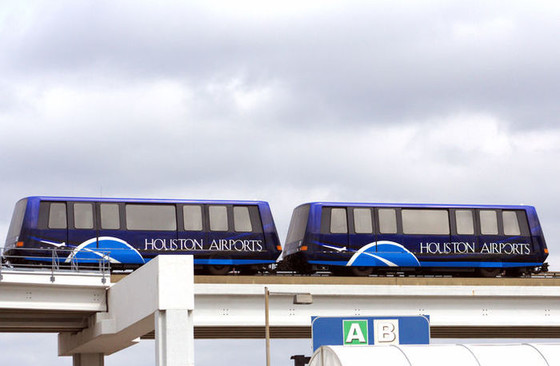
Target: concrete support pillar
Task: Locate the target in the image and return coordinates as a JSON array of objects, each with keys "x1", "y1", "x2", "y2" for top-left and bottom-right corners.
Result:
[
  {"x1": 58, "y1": 256, "x2": 194, "y2": 363},
  {"x1": 72, "y1": 353, "x2": 104, "y2": 366},
  {"x1": 155, "y1": 309, "x2": 194, "y2": 366}
]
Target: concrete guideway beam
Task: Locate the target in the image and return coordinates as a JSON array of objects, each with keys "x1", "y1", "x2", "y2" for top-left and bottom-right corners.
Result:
[
  {"x1": 0, "y1": 270, "x2": 108, "y2": 332},
  {"x1": 59, "y1": 255, "x2": 194, "y2": 366},
  {"x1": 193, "y1": 282, "x2": 560, "y2": 333},
  {"x1": 0, "y1": 270, "x2": 107, "y2": 313}
]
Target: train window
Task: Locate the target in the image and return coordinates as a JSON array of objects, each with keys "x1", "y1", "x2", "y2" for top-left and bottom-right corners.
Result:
[
  {"x1": 209, "y1": 205, "x2": 228, "y2": 231},
  {"x1": 402, "y1": 209, "x2": 450, "y2": 235},
  {"x1": 183, "y1": 205, "x2": 203, "y2": 231},
  {"x1": 100, "y1": 203, "x2": 120, "y2": 230},
  {"x1": 455, "y1": 210, "x2": 474, "y2": 235},
  {"x1": 480, "y1": 210, "x2": 498, "y2": 235},
  {"x1": 234, "y1": 206, "x2": 252, "y2": 232},
  {"x1": 126, "y1": 204, "x2": 177, "y2": 231},
  {"x1": 74, "y1": 203, "x2": 94, "y2": 229},
  {"x1": 48, "y1": 203, "x2": 67, "y2": 229},
  {"x1": 378, "y1": 208, "x2": 397, "y2": 234},
  {"x1": 330, "y1": 208, "x2": 348, "y2": 233},
  {"x1": 503, "y1": 211, "x2": 521, "y2": 236},
  {"x1": 353, "y1": 208, "x2": 373, "y2": 234}
]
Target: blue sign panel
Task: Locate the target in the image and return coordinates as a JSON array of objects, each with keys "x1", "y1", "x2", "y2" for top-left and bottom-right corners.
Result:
[{"x1": 311, "y1": 316, "x2": 430, "y2": 351}]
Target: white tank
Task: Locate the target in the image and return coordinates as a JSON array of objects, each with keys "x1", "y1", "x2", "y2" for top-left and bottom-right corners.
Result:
[{"x1": 308, "y1": 344, "x2": 560, "y2": 366}]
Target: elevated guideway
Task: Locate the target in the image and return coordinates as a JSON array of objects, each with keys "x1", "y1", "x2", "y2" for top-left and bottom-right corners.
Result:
[
  {"x1": 2, "y1": 260, "x2": 560, "y2": 365},
  {"x1": 2, "y1": 271, "x2": 560, "y2": 337},
  {"x1": 188, "y1": 275, "x2": 560, "y2": 339}
]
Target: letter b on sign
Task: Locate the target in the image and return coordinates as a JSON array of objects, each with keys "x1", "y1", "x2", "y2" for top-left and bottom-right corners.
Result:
[
  {"x1": 374, "y1": 319, "x2": 399, "y2": 345},
  {"x1": 343, "y1": 320, "x2": 368, "y2": 345}
]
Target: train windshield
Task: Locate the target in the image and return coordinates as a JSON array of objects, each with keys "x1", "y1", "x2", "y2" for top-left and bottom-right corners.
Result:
[
  {"x1": 286, "y1": 205, "x2": 310, "y2": 245},
  {"x1": 5, "y1": 198, "x2": 28, "y2": 246}
]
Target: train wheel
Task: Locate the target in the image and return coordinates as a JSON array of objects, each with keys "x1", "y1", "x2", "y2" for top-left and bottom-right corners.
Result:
[
  {"x1": 350, "y1": 266, "x2": 374, "y2": 276},
  {"x1": 208, "y1": 265, "x2": 231, "y2": 275},
  {"x1": 478, "y1": 268, "x2": 502, "y2": 278}
]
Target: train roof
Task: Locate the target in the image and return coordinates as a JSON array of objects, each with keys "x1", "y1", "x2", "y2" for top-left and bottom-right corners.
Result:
[
  {"x1": 297, "y1": 202, "x2": 537, "y2": 210},
  {"x1": 23, "y1": 196, "x2": 270, "y2": 205}
]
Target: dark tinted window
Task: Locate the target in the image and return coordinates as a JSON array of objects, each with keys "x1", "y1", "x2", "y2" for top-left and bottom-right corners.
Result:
[
  {"x1": 49, "y1": 203, "x2": 67, "y2": 229},
  {"x1": 74, "y1": 203, "x2": 94, "y2": 229},
  {"x1": 100, "y1": 203, "x2": 120, "y2": 230},
  {"x1": 126, "y1": 204, "x2": 176, "y2": 231}
]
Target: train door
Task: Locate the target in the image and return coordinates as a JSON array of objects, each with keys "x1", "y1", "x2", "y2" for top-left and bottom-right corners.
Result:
[
  {"x1": 449, "y1": 208, "x2": 478, "y2": 268},
  {"x1": 477, "y1": 209, "x2": 532, "y2": 276},
  {"x1": 476, "y1": 209, "x2": 503, "y2": 276},
  {"x1": 177, "y1": 203, "x2": 207, "y2": 257},
  {"x1": 502, "y1": 210, "x2": 534, "y2": 261},
  {"x1": 319, "y1": 206, "x2": 349, "y2": 253},
  {"x1": 205, "y1": 204, "x2": 232, "y2": 272},
  {"x1": 501, "y1": 210, "x2": 533, "y2": 270},
  {"x1": 348, "y1": 207, "x2": 376, "y2": 251},
  {"x1": 375, "y1": 207, "x2": 401, "y2": 246},
  {"x1": 343, "y1": 207, "x2": 399, "y2": 275},
  {"x1": 205, "y1": 204, "x2": 266, "y2": 274},
  {"x1": 67, "y1": 202, "x2": 98, "y2": 265},
  {"x1": 95, "y1": 202, "x2": 145, "y2": 265},
  {"x1": 232, "y1": 205, "x2": 266, "y2": 268},
  {"x1": 38, "y1": 201, "x2": 68, "y2": 259}
]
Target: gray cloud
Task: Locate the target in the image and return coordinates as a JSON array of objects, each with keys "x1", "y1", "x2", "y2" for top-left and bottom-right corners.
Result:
[{"x1": 2, "y1": 1, "x2": 559, "y2": 128}]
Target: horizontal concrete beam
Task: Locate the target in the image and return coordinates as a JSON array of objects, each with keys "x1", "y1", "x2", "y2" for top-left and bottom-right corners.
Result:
[
  {"x1": 0, "y1": 310, "x2": 90, "y2": 332},
  {"x1": 192, "y1": 277, "x2": 560, "y2": 339},
  {"x1": 0, "y1": 270, "x2": 108, "y2": 333}
]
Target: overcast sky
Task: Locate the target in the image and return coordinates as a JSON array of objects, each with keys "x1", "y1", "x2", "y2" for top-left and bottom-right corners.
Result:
[{"x1": 1, "y1": 0, "x2": 560, "y2": 365}]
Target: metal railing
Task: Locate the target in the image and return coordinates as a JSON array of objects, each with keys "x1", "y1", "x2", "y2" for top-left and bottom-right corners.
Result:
[{"x1": 1, "y1": 246, "x2": 111, "y2": 281}]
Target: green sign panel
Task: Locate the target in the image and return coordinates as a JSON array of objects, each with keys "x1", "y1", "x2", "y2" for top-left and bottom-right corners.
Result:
[{"x1": 343, "y1": 319, "x2": 368, "y2": 345}]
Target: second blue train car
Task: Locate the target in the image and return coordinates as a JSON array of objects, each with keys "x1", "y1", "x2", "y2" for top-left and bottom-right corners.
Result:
[
  {"x1": 282, "y1": 202, "x2": 548, "y2": 277},
  {"x1": 4, "y1": 196, "x2": 282, "y2": 274}
]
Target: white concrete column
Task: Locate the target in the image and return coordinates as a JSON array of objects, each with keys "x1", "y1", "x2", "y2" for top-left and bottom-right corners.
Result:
[
  {"x1": 58, "y1": 255, "x2": 194, "y2": 361},
  {"x1": 155, "y1": 309, "x2": 194, "y2": 366},
  {"x1": 72, "y1": 353, "x2": 104, "y2": 366}
]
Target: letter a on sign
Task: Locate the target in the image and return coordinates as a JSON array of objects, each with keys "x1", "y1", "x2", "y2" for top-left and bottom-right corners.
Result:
[{"x1": 343, "y1": 320, "x2": 368, "y2": 345}]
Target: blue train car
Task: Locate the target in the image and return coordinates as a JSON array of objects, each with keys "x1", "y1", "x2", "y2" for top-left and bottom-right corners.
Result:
[
  {"x1": 3, "y1": 196, "x2": 282, "y2": 274},
  {"x1": 282, "y1": 202, "x2": 549, "y2": 277}
]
